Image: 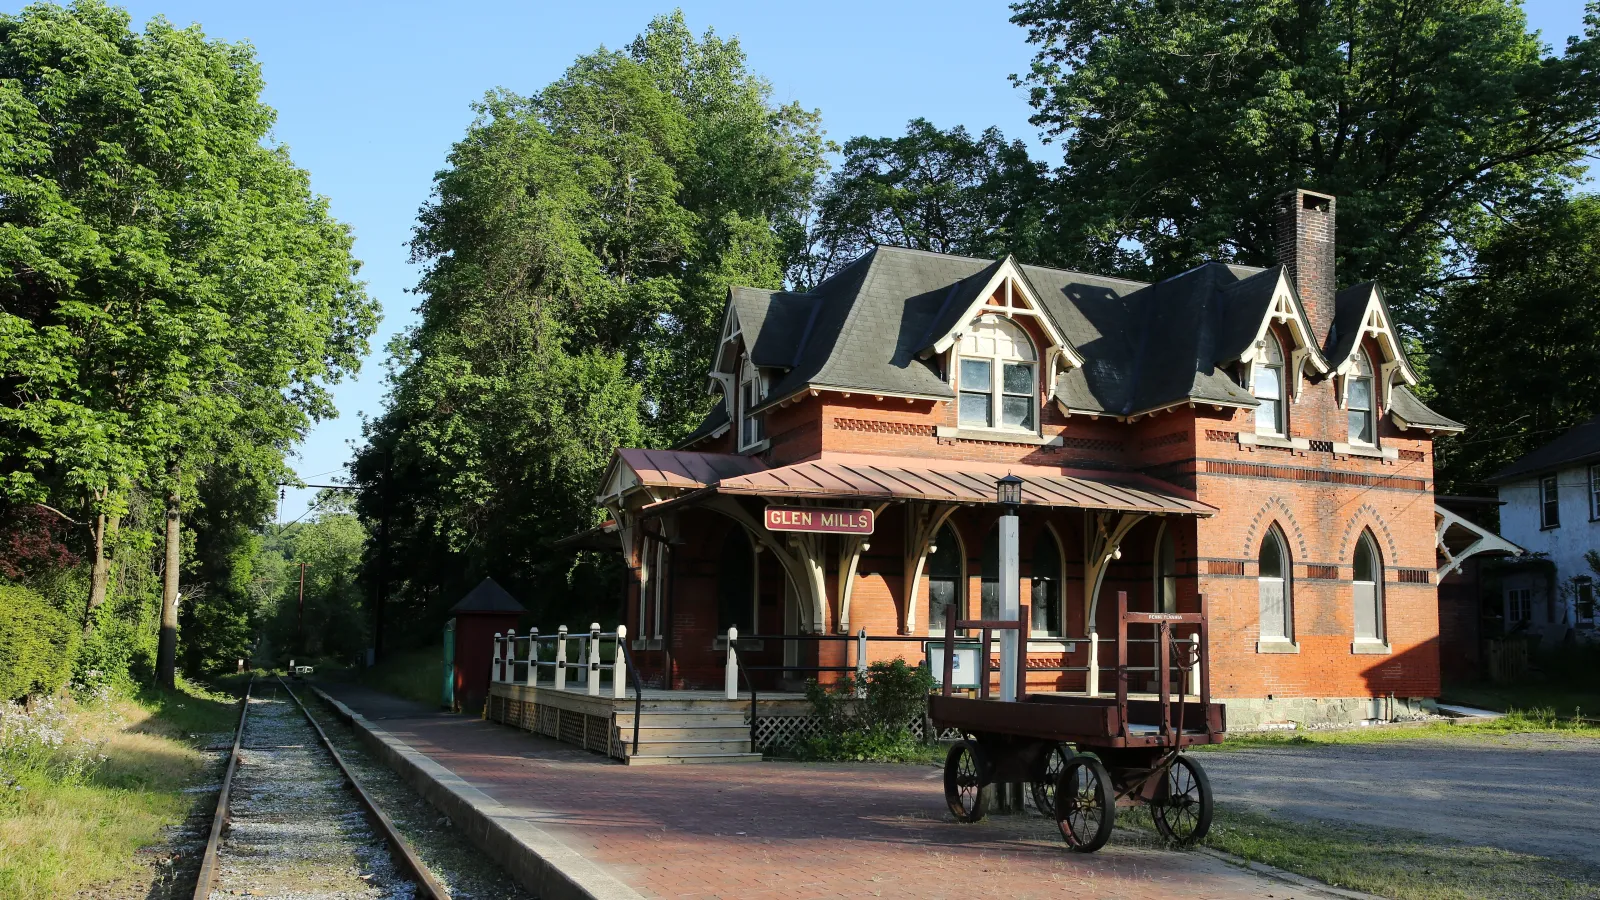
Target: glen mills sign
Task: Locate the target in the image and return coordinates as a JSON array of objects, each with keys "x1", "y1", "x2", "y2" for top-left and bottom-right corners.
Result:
[{"x1": 763, "y1": 505, "x2": 875, "y2": 536}]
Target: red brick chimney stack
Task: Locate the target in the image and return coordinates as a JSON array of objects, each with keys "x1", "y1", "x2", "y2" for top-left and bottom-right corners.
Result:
[{"x1": 1274, "y1": 189, "x2": 1337, "y2": 346}]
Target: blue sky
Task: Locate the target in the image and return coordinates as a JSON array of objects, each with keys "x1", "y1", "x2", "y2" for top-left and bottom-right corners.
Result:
[{"x1": 69, "y1": 0, "x2": 1598, "y2": 523}]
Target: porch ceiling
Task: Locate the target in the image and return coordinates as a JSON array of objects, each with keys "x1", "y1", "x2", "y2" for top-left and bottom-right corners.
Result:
[{"x1": 623, "y1": 450, "x2": 1213, "y2": 517}]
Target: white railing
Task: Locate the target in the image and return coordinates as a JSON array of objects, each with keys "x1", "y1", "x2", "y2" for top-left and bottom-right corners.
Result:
[{"x1": 491, "y1": 623, "x2": 629, "y2": 699}]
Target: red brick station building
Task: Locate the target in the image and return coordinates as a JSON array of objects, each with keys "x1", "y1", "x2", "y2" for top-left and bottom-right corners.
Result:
[{"x1": 591, "y1": 190, "x2": 1466, "y2": 729}]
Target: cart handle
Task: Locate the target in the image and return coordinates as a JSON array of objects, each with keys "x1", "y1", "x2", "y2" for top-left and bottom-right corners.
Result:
[{"x1": 941, "y1": 603, "x2": 1028, "y2": 701}]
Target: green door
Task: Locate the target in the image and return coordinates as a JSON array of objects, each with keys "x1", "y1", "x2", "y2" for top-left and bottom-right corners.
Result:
[{"x1": 442, "y1": 618, "x2": 456, "y2": 709}]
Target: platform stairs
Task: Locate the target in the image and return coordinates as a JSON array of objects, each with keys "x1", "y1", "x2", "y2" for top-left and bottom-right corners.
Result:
[{"x1": 613, "y1": 696, "x2": 763, "y2": 765}]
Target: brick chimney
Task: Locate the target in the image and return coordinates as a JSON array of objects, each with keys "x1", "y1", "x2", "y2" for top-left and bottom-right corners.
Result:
[{"x1": 1274, "y1": 189, "x2": 1336, "y2": 344}]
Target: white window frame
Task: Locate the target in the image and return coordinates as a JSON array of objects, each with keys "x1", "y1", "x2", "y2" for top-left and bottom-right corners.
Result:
[
  {"x1": 1153, "y1": 522, "x2": 1177, "y2": 614},
  {"x1": 1506, "y1": 587, "x2": 1533, "y2": 624},
  {"x1": 925, "y1": 524, "x2": 965, "y2": 637},
  {"x1": 1252, "y1": 332, "x2": 1287, "y2": 436},
  {"x1": 1257, "y1": 526, "x2": 1296, "y2": 649},
  {"x1": 1540, "y1": 473, "x2": 1560, "y2": 530},
  {"x1": 1589, "y1": 463, "x2": 1599, "y2": 522},
  {"x1": 1346, "y1": 349, "x2": 1376, "y2": 447},
  {"x1": 737, "y1": 357, "x2": 766, "y2": 451},
  {"x1": 956, "y1": 316, "x2": 1038, "y2": 434},
  {"x1": 1029, "y1": 523, "x2": 1066, "y2": 638},
  {"x1": 1352, "y1": 531, "x2": 1386, "y2": 645}
]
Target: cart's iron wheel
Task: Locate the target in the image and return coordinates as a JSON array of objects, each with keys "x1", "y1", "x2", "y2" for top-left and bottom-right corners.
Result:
[
  {"x1": 943, "y1": 739, "x2": 989, "y2": 823},
  {"x1": 1054, "y1": 756, "x2": 1114, "y2": 852},
  {"x1": 1150, "y1": 754, "x2": 1213, "y2": 845},
  {"x1": 1029, "y1": 742, "x2": 1073, "y2": 818}
]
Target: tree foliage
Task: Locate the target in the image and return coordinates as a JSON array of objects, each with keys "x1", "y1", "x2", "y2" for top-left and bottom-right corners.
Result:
[
  {"x1": 800, "y1": 119, "x2": 1053, "y2": 285},
  {"x1": 1009, "y1": 0, "x2": 1600, "y2": 325},
  {"x1": 0, "y1": 1, "x2": 376, "y2": 685},
  {"x1": 353, "y1": 13, "x2": 826, "y2": 643},
  {"x1": 1432, "y1": 194, "x2": 1600, "y2": 490}
]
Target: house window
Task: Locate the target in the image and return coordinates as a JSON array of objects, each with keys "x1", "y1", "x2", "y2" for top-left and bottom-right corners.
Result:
[
  {"x1": 1253, "y1": 332, "x2": 1286, "y2": 435},
  {"x1": 1506, "y1": 587, "x2": 1533, "y2": 625},
  {"x1": 738, "y1": 359, "x2": 765, "y2": 449},
  {"x1": 1575, "y1": 577, "x2": 1596, "y2": 628},
  {"x1": 1154, "y1": 525, "x2": 1177, "y2": 614},
  {"x1": 957, "y1": 317, "x2": 1037, "y2": 431},
  {"x1": 1541, "y1": 474, "x2": 1560, "y2": 529},
  {"x1": 1353, "y1": 531, "x2": 1385, "y2": 643},
  {"x1": 1030, "y1": 529, "x2": 1063, "y2": 636},
  {"x1": 716, "y1": 528, "x2": 755, "y2": 634},
  {"x1": 1347, "y1": 350, "x2": 1376, "y2": 445},
  {"x1": 926, "y1": 524, "x2": 962, "y2": 634},
  {"x1": 1258, "y1": 527, "x2": 1293, "y2": 643},
  {"x1": 1589, "y1": 464, "x2": 1599, "y2": 521}
]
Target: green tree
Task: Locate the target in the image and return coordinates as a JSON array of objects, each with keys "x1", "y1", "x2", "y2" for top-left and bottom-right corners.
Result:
[
  {"x1": 802, "y1": 119, "x2": 1052, "y2": 285},
  {"x1": 1009, "y1": 0, "x2": 1600, "y2": 324},
  {"x1": 354, "y1": 13, "x2": 824, "y2": 648},
  {"x1": 1432, "y1": 195, "x2": 1600, "y2": 490},
  {"x1": 0, "y1": 2, "x2": 377, "y2": 684}
]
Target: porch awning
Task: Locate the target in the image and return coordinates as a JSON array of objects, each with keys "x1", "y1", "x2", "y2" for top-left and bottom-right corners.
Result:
[{"x1": 609, "y1": 449, "x2": 1214, "y2": 517}]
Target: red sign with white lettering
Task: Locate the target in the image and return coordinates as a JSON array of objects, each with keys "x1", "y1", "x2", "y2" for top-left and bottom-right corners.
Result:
[{"x1": 763, "y1": 506, "x2": 875, "y2": 535}]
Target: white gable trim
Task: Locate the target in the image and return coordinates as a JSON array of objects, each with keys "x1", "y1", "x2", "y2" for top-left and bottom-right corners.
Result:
[
  {"x1": 928, "y1": 258, "x2": 1085, "y2": 369},
  {"x1": 1237, "y1": 272, "x2": 1330, "y2": 401},
  {"x1": 1331, "y1": 286, "x2": 1417, "y2": 413}
]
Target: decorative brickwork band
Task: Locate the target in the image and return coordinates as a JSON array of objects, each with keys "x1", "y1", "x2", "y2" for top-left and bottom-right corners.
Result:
[
  {"x1": 1203, "y1": 559, "x2": 1247, "y2": 576},
  {"x1": 832, "y1": 417, "x2": 936, "y2": 437},
  {"x1": 1305, "y1": 564, "x2": 1339, "y2": 580},
  {"x1": 1204, "y1": 459, "x2": 1427, "y2": 492},
  {"x1": 1141, "y1": 431, "x2": 1187, "y2": 450},
  {"x1": 1307, "y1": 439, "x2": 1335, "y2": 453},
  {"x1": 1398, "y1": 449, "x2": 1426, "y2": 462},
  {"x1": 1061, "y1": 436, "x2": 1124, "y2": 453},
  {"x1": 1397, "y1": 568, "x2": 1432, "y2": 584},
  {"x1": 1205, "y1": 430, "x2": 1238, "y2": 443}
]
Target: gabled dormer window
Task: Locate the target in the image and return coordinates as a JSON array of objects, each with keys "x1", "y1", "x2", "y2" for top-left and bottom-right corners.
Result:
[
  {"x1": 1347, "y1": 350, "x2": 1375, "y2": 446},
  {"x1": 1252, "y1": 332, "x2": 1286, "y2": 436},
  {"x1": 738, "y1": 357, "x2": 766, "y2": 449},
  {"x1": 957, "y1": 317, "x2": 1036, "y2": 431}
]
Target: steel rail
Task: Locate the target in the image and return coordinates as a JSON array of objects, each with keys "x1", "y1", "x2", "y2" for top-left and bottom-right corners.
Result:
[
  {"x1": 274, "y1": 676, "x2": 451, "y2": 900},
  {"x1": 192, "y1": 675, "x2": 253, "y2": 900}
]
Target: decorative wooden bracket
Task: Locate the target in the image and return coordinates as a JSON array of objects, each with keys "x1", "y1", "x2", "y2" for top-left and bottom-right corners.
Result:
[
  {"x1": 1084, "y1": 511, "x2": 1146, "y2": 631},
  {"x1": 900, "y1": 502, "x2": 961, "y2": 634}
]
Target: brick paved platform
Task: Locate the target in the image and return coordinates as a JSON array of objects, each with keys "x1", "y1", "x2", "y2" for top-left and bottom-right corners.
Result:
[{"x1": 319, "y1": 682, "x2": 1336, "y2": 900}]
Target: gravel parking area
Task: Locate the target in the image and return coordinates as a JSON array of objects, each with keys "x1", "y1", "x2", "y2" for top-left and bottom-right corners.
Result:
[{"x1": 1199, "y1": 732, "x2": 1600, "y2": 867}]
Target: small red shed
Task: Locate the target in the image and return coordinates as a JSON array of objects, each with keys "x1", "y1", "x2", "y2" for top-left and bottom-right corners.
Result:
[{"x1": 448, "y1": 577, "x2": 525, "y2": 715}]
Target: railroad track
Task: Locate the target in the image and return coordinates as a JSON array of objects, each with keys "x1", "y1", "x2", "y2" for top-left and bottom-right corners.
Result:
[{"x1": 192, "y1": 676, "x2": 450, "y2": 900}]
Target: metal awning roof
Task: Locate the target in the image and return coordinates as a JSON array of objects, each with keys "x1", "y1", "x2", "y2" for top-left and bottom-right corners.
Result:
[{"x1": 606, "y1": 449, "x2": 1213, "y2": 517}]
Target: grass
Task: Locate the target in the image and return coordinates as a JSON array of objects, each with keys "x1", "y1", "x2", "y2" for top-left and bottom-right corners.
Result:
[
  {"x1": 0, "y1": 679, "x2": 241, "y2": 898},
  {"x1": 1441, "y1": 682, "x2": 1600, "y2": 721},
  {"x1": 1196, "y1": 707, "x2": 1600, "y2": 751},
  {"x1": 1189, "y1": 805, "x2": 1600, "y2": 899},
  {"x1": 355, "y1": 645, "x2": 445, "y2": 708}
]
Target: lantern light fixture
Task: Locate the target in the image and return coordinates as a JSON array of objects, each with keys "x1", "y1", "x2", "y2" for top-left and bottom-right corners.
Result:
[{"x1": 996, "y1": 473, "x2": 1024, "y2": 511}]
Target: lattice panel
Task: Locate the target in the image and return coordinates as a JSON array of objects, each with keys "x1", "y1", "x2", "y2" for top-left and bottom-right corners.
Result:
[
  {"x1": 538, "y1": 705, "x2": 560, "y2": 738},
  {"x1": 755, "y1": 715, "x2": 825, "y2": 750}
]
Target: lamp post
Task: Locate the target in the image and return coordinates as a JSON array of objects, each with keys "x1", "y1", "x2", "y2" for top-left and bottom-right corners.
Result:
[{"x1": 995, "y1": 474, "x2": 1023, "y2": 703}]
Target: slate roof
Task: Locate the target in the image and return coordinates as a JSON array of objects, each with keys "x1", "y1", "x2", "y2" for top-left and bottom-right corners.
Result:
[
  {"x1": 450, "y1": 577, "x2": 525, "y2": 614},
  {"x1": 696, "y1": 244, "x2": 1454, "y2": 429},
  {"x1": 1488, "y1": 415, "x2": 1600, "y2": 483},
  {"x1": 1389, "y1": 386, "x2": 1464, "y2": 433}
]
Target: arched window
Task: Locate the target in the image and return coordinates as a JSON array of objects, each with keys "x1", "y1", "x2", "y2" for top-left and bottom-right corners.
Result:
[
  {"x1": 926, "y1": 524, "x2": 962, "y2": 634},
  {"x1": 958, "y1": 317, "x2": 1037, "y2": 431},
  {"x1": 1253, "y1": 332, "x2": 1286, "y2": 435},
  {"x1": 738, "y1": 356, "x2": 766, "y2": 450},
  {"x1": 716, "y1": 529, "x2": 755, "y2": 633},
  {"x1": 1353, "y1": 531, "x2": 1385, "y2": 643},
  {"x1": 1347, "y1": 349, "x2": 1376, "y2": 446},
  {"x1": 1258, "y1": 527, "x2": 1293, "y2": 642},
  {"x1": 980, "y1": 523, "x2": 1000, "y2": 621},
  {"x1": 1030, "y1": 529, "x2": 1063, "y2": 636},
  {"x1": 1155, "y1": 525, "x2": 1177, "y2": 614}
]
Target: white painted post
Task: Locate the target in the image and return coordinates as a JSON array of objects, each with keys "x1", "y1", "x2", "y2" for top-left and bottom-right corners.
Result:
[
  {"x1": 855, "y1": 627, "x2": 868, "y2": 698},
  {"x1": 613, "y1": 625, "x2": 628, "y2": 699},
  {"x1": 555, "y1": 626, "x2": 569, "y2": 691},
  {"x1": 491, "y1": 635, "x2": 502, "y2": 684},
  {"x1": 725, "y1": 626, "x2": 739, "y2": 700},
  {"x1": 1087, "y1": 632, "x2": 1100, "y2": 698},
  {"x1": 998, "y1": 512, "x2": 1020, "y2": 703},
  {"x1": 527, "y1": 627, "x2": 540, "y2": 687},
  {"x1": 588, "y1": 623, "x2": 602, "y2": 697},
  {"x1": 506, "y1": 629, "x2": 518, "y2": 684},
  {"x1": 1187, "y1": 635, "x2": 1201, "y2": 696}
]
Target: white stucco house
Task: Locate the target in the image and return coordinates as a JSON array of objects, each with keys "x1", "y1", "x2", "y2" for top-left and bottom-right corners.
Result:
[{"x1": 1489, "y1": 415, "x2": 1600, "y2": 640}]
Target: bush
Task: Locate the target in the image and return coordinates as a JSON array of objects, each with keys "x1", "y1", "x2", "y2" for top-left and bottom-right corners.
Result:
[
  {"x1": 793, "y1": 659, "x2": 937, "y2": 762},
  {"x1": 0, "y1": 585, "x2": 78, "y2": 702}
]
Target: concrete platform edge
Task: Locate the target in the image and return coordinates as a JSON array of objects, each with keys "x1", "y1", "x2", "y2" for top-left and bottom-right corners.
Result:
[{"x1": 311, "y1": 684, "x2": 645, "y2": 900}]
